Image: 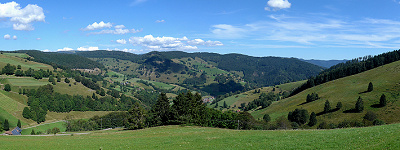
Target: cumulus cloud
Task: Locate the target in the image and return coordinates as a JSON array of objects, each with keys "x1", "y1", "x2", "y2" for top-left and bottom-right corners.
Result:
[
  {"x1": 12, "y1": 35, "x2": 17, "y2": 40},
  {"x1": 57, "y1": 47, "x2": 74, "y2": 51},
  {"x1": 116, "y1": 39, "x2": 127, "y2": 44},
  {"x1": 128, "y1": 35, "x2": 222, "y2": 51},
  {"x1": 155, "y1": 20, "x2": 165, "y2": 23},
  {"x1": 83, "y1": 22, "x2": 141, "y2": 35},
  {"x1": 82, "y1": 21, "x2": 112, "y2": 31},
  {"x1": 77, "y1": 46, "x2": 99, "y2": 51},
  {"x1": 265, "y1": 0, "x2": 291, "y2": 11},
  {"x1": 4, "y1": 34, "x2": 10, "y2": 40},
  {"x1": 0, "y1": 1, "x2": 45, "y2": 30}
]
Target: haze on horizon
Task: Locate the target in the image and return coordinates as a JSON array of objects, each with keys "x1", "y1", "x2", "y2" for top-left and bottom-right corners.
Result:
[{"x1": 1, "y1": 0, "x2": 400, "y2": 60}]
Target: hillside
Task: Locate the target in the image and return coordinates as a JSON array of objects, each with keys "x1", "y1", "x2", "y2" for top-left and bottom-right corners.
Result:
[
  {"x1": 1, "y1": 124, "x2": 399, "y2": 149},
  {"x1": 300, "y1": 59, "x2": 347, "y2": 68},
  {"x1": 251, "y1": 60, "x2": 400, "y2": 124},
  {"x1": 76, "y1": 50, "x2": 324, "y2": 87}
]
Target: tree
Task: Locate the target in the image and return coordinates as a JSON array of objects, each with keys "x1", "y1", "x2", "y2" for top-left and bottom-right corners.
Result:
[
  {"x1": 367, "y1": 82, "x2": 373, "y2": 92},
  {"x1": 15, "y1": 70, "x2": 24, "y2": 76},
  {"x1": 65, "y1": 78, "x2": 70, "y2": 83},
  {"x1": 17, "y1": 119, "x2": 21, "y2": 128},
  {"x1": 4, "y1": 84, "x2": 11, "y2": 92},
  {"x1": 126, "y1": 102, "x2": 146, "y2": 130},
  {"x1": 2, "y1": 63, "x2": 16, "y2": 75},
  {"x1": 308, "y1": 112, "x2": 317, "y2": 127},
  {"x1": 223, "y1": 101, "x2": 228, "y2": 108},
  {"x1": 57, "y1": 76, "x2": 61, "y2": 82},
  {"x1": 336, "y1": 102, "x2": 343, "y2": 110},
  {"x1": 17, "y1": 65, "x2": 21, "y2": 69},
  {"x1": 149, "y1": 93, "x2": 171, "y2": 126},
  {"x1": 23, "y1": 107, "x2": 32, "y2": 119},
  {"x1": 49, "y1": 76, "x2": 56, "y2": 85},
  {"x1": 214, "y1": 102, "x2": 219, "y2": 108},
  {"x1": 380, "y1": 94, "x2": 387, "y2": 107},
  {"x1": 263, "y1": 114, "x2": 271, "y2": 123},
  {"x1": 363, "y1": 111, "x2": 377, "y2": 122},
  {"x1": 3, "y1": 119, "x2": 9, "y2": 131},
  {"x1": 288, "y1": 108, "x2": 309, "y2": 125},
  {"x1": 51, "y1": 127, "x2": 60, "y2": 134},
  {"x1": 355, "y1": 96, "x2": 364, "y2": 112},
  {"x1": 324, "y1": 100, "x2": 331, "y2": 113},
  {"x1": 31, "y1": 129, "x2": 36, "y2": 135}
]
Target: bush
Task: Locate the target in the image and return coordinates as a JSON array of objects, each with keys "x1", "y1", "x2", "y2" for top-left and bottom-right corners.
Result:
[
  {"x1": 4, "y1": 84, "x2": 11, "y2": 92},
  {"x1": 373, "y1": 119, "x2": 385, "y2": 125},
  {"x1": 363, "y1": 111, "x2": 377, "y2": 122},
  {"x1": 355, "y1": 96, "x2": 364, "y2": 112}
]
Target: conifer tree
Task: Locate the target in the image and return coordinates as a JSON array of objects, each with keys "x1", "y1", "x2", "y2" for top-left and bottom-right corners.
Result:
[
  {"x1": 223, "y1": 101, "x2": 228, "y2": 108},
  {"x1": 150, "y1": 93, "x2": 171, "y2": 126},
  {"x1": 355, "y1": 96, "x2": 364, "y2": 112},
  {"x1": 324, "y1": 100, "x2": 331, "y2": 113},
  {"x1": 380, "y1": 94, "x2": 387, "y2": 107},
  {"x1": 263, "y1": 114, "x2": 271, "y2": 123},
  {"x1": 308, "y1": 112, "x2": 317, "y2": 127},
  {"x1": 336, "y1": 102, "x2": 342, "y2": 110},
  {"x1": 3, "y1": 119, "x2": 9, "y2": 131},
  {"x1": 31, "y1": 129, "x2": 36, "y2": 135},
  {"x1": 17, "y1": 119, "x2": 21, "y2": 128},
  {"x1": 367, "y1": 82, "x2": 373, "y2": 92},
  {"x1": 4, "y1": 84, "x2": 11, "y2": 92}
]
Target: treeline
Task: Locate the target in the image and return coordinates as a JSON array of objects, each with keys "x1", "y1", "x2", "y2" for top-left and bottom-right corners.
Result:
[
  {"x1": 245, "y1": 92, "x2": 280, "y2": 111},
  {"x1": 22, "y1": 84, "x2": 138, "y2": 123},
  {"x1": 290, "y1": 49, "x2": 400, "y2": 97},
  {"x1": 14, "y1": 50, "x2": 104, "y2": 69},
  {"x1": 1, "y1": 63, "x2": 52, "y2": 79}
]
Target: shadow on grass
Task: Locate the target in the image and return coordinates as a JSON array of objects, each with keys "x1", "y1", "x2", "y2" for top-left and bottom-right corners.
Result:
[
  {"x1": 358, "y1": 90, "x2": 371, "y2": 94},
  {"x1": 316, "y1": 108, "x2": 340, "y2": 116},
  {"x1": 370, "y1": 104, "x2": 383, "y2": 108},
  {"x1": 343, "y1": 109, "x2": 360, "y2": 113}
]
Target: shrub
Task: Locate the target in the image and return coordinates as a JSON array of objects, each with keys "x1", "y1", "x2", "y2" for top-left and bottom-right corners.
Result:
[
  {"x1": 363, "y1": 111, "x2": 377, "y2": 122},
  {"x1": 373, "y1": 119, "x2": 385, "y2": 125}
]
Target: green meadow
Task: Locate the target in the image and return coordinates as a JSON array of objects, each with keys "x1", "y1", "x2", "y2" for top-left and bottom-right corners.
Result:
[{"x1": 0, "y1": 124, "x2": 399, "y2": 149}]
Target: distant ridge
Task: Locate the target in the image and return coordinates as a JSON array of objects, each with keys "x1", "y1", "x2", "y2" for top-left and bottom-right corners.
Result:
[{"x1": 300, "y1": 59, "x2": 347, "y2": 68}]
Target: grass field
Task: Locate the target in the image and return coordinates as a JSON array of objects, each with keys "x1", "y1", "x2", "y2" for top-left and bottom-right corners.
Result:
[
  {"x1": 3, "y1": 53, "x2": 29, "y2": 58},
  {"x1": 6, "y1": 78, "x2": 50, "y2": 87},
  {"x1": 0, "y1": 53, "x2": 52, "y2": 71},
  {"x1": 21, "y1": 121, "x2": 66, "y2": 135},
  {"x1": 0, "y1": 124, "x2": 399, "y2": 149},
  {"x1": 0, "y1": 91, "x2": 30, "y2": 127},
  {"x1": 253, "y1": 60, "x2": 400, "y2": 124}
]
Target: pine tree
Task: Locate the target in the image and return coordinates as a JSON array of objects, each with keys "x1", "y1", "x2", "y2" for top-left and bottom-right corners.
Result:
[
  {"x1": 17, "y1": 119, "x2": 21, "y2": 128},
  {"x1": 23, "y1": 107, "x2": 31, "y2": 119},
  {"x1": 336, "y1": 102, "x2": 343, "y2": 110},
  {"x1": 367, "y1": 82, "x2": 373, "y2": 92},
  {"x1": 324, "y1": 100, "x2": 331, "y2": 113},
  {"x1": 355, "y1": 96, "x2": 364, "y2": 112},
  {"x1": 4, "y1": 119, "x2": 9, "y2": 131},
  {"x1": 31, "y1": 129, "x2": 36, "y2": 135},
  {"x1": 126, "y1": 102, "x2": 146, "y2": 130},
  {"x1": 150, "y1": 93, "x2": 171, "y2": 126},
  {"x1": 380, "y1": 94, "x2": 387, "y2": 107},
  {"x1": 308, "y1": 112, "x2": 317, "y2": 127},
  {"x1": 223, "y1": 101, "x2": 228, "y2": 108}
]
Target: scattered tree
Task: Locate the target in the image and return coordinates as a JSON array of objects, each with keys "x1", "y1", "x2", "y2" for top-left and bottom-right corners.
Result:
[
  {"x1": 65, "y1": 78, "x2": 70, "y2": 83},
  {"x1": 288, "y1": 108, "x2": 309, "y2": 125},
  {"x1": 31, "y1": 129, "x2": 36, "y2": 135},
  {"x1": 367, "y1": 82, "x2": 373, "y2": 92},
  {"x1": 324, "y1": 100, "x2": 331, "y2": 113},
  {"x1": 51, "y1": 127, "x2": 60, "y2": 134},
  {"x1": 4, "y1": 84, "x2": 11, "y2": 92},
  {"x1": 308, "y1": 112, "x2": 317, "y2": 127},
  {"x1": 126, "y1": 102, "x2": 146, "y2": 130},
  {"x1": 3, "y1": 119, "x2": 9, "y2": 131},
  {"x1": 355, "y1": 96, "x2": 364, "y2": 112},
  {"x1": 263, "y1": 114, "x2": 271, "y2": 123},
  {"x1": 380, "y1": 94, "x2": 387, "y2": 107},
  {"x1": 223, "y1": 101, "x2": 228, "y2": 108},
  {"x1": 336, "y1": 102, "x2": 342, "y2": 110},
  {"x1": 363, "y1": 111, "x2": 377, "y2": 122},
  {"x1": 17, "y1": 119, "x2": 21, "y2": 128}
]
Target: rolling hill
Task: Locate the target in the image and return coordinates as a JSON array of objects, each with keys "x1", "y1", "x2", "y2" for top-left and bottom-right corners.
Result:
[{"x1": 250, "y1": 59, "x2": 400, "y2": 124}]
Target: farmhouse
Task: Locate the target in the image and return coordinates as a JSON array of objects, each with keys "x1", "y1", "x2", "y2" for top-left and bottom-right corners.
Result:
[{"x1": 5, "y1": 127, "x2": 22, "y2": 135}]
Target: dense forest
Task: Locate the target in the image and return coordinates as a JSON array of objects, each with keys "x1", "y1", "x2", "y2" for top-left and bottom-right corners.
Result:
[
  {"x1": 290, "y1": 49, "x2": 400, "y2": 97},
  {"x1": 12, "y1": 50, "x2": 104, "y2": 69}
]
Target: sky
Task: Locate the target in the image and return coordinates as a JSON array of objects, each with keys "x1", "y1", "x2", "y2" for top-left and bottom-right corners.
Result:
[{"x1": 1, "y1": 0, "x2": 400, "y2": 60}]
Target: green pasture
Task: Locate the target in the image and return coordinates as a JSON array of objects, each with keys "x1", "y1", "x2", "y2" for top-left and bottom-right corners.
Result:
[
  {"x1": 0, "y1": 54, "x2": 52, "y2": 70},
  {"x1": 3, "y1": 53, "x2": 29, "y2": 58},
  {"x1": 1, "y1": 124, "x2": 399, "y2": 149},
  {"x1": 21, "y1": 121, "x2": 66, "y2": 135}
]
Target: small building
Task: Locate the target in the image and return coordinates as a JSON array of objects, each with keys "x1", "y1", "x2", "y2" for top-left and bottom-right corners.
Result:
[{"x1": 5, "y1": 127, "x2": 22, "y2": 135}]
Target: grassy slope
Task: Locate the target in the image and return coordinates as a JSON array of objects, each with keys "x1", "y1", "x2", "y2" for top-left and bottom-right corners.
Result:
[
  {"x1": 1, "y1": 124, "x2": 399, "y2": 149},
  {"x1": 209, "y1": 81, "x2": 306, "y2": 112},
  {"x1": 0, "y1": 53, "x2": 53, "y2": 71},
  {"x1": 253, "y1": 60, "x2": 400, "y2": 124}
]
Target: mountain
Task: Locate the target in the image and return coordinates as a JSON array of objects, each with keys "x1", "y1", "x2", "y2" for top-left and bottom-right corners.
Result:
[
  {"x1": 75, "y1": 50, "x2": 324, "y2": 89},
  {"x1": 300, "y1": 59, "x2": 347, "y2": 68}
]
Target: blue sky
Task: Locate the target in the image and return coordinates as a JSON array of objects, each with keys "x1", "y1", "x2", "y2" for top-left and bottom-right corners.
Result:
[{"x1": 2, "y1": 0, "x2": 400, "y2": 60}]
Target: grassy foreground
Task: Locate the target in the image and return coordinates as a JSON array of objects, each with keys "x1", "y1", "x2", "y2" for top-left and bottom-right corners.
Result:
[{"x1": 1, "y1": 124, "x2": 399, "y2": 149}]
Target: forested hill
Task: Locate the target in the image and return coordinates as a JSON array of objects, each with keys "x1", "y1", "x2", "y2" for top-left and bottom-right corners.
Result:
[
  {"x1": 76, "y1": 50, "x2": 324, "y2": 86},
  {"x1": 300, "y1": 59, "x2": 347, "y2": 68},
  {"x1": 15, "y1": 50, "x2": 104, "y2": 69}
]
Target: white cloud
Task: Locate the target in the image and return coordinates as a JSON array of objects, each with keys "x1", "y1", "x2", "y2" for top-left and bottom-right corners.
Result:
[
  {"x1": 211, "y1": 24, "x2": 247, "y2": 39},
  {"x1": 41, "y1": 49, "x2": 51, "y2": 52},
  {"x1": 77, "y1": 46, "x2": 99, "y2": 51},
  {"x1": 83, "y1": 22, "x2": 141, "y2": 35},
  {"x1": 57, "y1": 47, "x2": 74, "y2": 51},
  {"x1": 116, "y1": 39, "x2": 127, "y2": 44},
  {"x1": 265, "y1": 0, "x2": 291, "y2": 11},
  {"x1": 128, "y1": 35, "x2": 222, "y2": 51},
  {"x1": 36, "y1": 38, "x2": 41, "y2": 40},
  {"x1": 12, "y1": 35, "x2": 17, "y2": 40},
  {"x1": 156, "y1": 20, "x2": 165, "y2": 23},
  {"x1": 82, "y1": 21, "x2": 112, "y2": 31},
  {"x1": 4, "y1": 34, "x2": 10, "y2": 40},
  {"x1": 0, "y1": 1, "x2": 45, "y2": 31}
]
